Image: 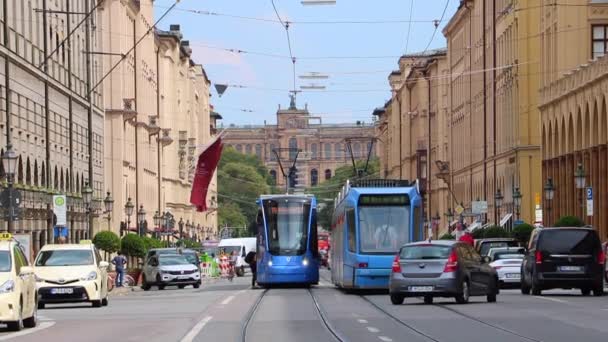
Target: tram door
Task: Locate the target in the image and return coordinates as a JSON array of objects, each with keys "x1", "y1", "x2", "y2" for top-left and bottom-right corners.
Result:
[{"x1": 256, "y1": 209, "x2": 266, "y2": 270}]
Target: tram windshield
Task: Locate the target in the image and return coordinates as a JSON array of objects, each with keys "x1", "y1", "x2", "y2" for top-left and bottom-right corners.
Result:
[
  {"x1": 263, "y1": 198, "x2": 311, "y2": 256},
  {"x1": 358, "y1": 196, "x2": 410, "y2": 254}
]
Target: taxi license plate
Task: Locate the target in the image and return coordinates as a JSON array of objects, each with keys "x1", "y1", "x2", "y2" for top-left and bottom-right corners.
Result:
[
  {"x1": 505, "y1": 273, "x2": 520, "y2": 279},
  {"x1": 559, "y1": 266, "x2": 583, "y2": 272},
  {"x1": 51, "y1": 288, "x2": 73, "y2": 295},
  {"x1": 409, "y1": 286, "x2": 433, "y2": 292}
]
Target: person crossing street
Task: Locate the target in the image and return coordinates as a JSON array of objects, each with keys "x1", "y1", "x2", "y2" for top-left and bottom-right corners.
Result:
[{"x1": 245, "y1": 250, "x2": 257, "y2": 288}]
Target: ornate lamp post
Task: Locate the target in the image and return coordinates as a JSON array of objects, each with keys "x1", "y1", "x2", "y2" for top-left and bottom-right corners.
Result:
[
  {"x1": 153, "y1": 211, "x2": 162, "y2": 239},
  {"x1": 513, "y1": 187, "x2": 522, "y2": 221},
  {"x1": 178, "y1": 218, "x2": 184, "y2": 245},
  {"x1": 495, "y1": 189, "x2": 504, "y2": 224},
  {"x1": 544, "y1": 178, "x2": 555, "y2": 226},
  {"x1": 2, "y1": 144, "x2": 18, "y2": 233},
  {"x1": 574, "y1": 163, "x2": 586, "y2": 219},
  {"x1": 103, "y1": 192, "x2": 114, "y2": 232},
  {"x1": 82, "y1": 184, "x2": 93, "y2": 240},
  {"x1": 124, "y1": 197, "x2": 134, "y2": 236},
  {"x1": 137, "y1": 205, "x2": 146, "y2": 236}
]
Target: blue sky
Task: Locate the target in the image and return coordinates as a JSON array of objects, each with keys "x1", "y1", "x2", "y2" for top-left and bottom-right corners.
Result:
[{"x1": 153, "y1": 0, "x2": 459, "y2": 125}]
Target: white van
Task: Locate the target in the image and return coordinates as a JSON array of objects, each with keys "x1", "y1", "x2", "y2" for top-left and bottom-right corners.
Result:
[{"x1": 218, "y1": 238, "x2": 257, "y2": 276}]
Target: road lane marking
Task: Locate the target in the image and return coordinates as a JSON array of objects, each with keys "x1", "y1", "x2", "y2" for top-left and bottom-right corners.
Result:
[
  {"x1": 378, "y1": 337, "x2": 393, "y2": 342},
  {"x1": 220, "y1": 295, "x2": 235, "y2": 305},
  {"x1": 357, "y1": 319, "x2": 368, "y2": 324},
  {"x1": 0, "y1": 321, "x2": 56, "y2": 341},
  {"x1": 367, "y1": 327, "x2": 380, "y2": 333},
  {"x1": 180, "y1": 315, "x2": 213, "y2": 342},
  {"x1": 533, "y1": 296, "x2": 568, "y2": 303}
]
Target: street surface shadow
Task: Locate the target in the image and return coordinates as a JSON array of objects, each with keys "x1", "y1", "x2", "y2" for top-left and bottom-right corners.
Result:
[{"x1": 41, "y1": 304, "x2": 97, "y2": 310}]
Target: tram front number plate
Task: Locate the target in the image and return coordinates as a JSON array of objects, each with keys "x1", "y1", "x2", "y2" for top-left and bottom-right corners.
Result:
[{"x1": 409, "y1": 286, "x2": 433, "y2": 292}]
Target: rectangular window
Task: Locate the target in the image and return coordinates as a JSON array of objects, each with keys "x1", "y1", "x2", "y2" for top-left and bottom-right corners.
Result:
[
  {"x1": 592, "y1": 24, "x2": 608, "y2": 59},
  {"x1": 346, "y1": 208, "x2": 356, "y2": 252}
]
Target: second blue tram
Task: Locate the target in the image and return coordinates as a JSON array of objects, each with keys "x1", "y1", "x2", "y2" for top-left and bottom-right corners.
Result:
[
  {"x1": 330, "y1": 179, "x2": 424, "y2": 289},
  {"x1": 256, "y1": 195, "x2": 319, "y2": 286}
]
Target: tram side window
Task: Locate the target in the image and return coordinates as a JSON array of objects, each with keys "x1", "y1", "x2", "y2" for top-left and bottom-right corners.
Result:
[
  {"x1": 347, "y1": 208, "x2": 356, "y2": 252},
  {"x1": 413, "y1": 205, "x2": 422, "y2": 242},
  {"x1": 311, "y1": 209, "x2": 319, "y2": 257}
]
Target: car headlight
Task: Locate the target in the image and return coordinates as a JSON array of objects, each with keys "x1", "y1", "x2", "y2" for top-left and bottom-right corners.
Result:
[
  {"x1": 81, "y1": 271, "x2": 97, "y2": 281},
  {"x1": 160, "y1": 269, "x2": 170, "y2": 275},
  {"x1": 0, "y1": 280, "x2": 15, "y2": 294},
  {"x1": 35, "y1": 275, "x2": 44, "y2": 283}
]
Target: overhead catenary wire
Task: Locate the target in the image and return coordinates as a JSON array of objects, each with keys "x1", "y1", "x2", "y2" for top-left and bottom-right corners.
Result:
[
  {"x1": 270, "y1": 0, "x2": 298, "y2": 95},
  {"x1": 402, "y1": 0, "x2": 415, "y2": 54},
  {"x1": 420, "y1": 0, "x2": 450, "y2": 55}
]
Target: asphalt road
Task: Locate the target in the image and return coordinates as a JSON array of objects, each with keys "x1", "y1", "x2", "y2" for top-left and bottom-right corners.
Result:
[{"x1": 2, "y1": 270, "x2": 608, "y2": 342}]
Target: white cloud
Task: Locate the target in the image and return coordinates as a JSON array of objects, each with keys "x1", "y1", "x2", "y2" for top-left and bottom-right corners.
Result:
[{"x1": 190, "y1": 43, "x2": 257, "y2": 84}]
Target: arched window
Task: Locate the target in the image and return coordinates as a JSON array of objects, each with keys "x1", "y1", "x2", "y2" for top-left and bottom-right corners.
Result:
[
  {"x1": 354, "y1": 143, "x2": 361, "y2": 159},
  {"x1": 17, "y1": 156, "x2": 23, "y2": 184},
  {"x1": 25, "y1": 158, "x2": 31, "y2": 185},
  {"x1": 41, "y1": 162, "x2": 46, "y2": 187},
  {"x1": 367, "y1": 142, "x2": 375, "y2": 157},
  {"x1": 60, "y1": 168, "x2": 65, "y2": 191},
  {"x1": 269, "y1": 143, "x2": 277, "y2": 161},
  {"x1": 255, "y1": 144, "x2": 262, "y2": 159},
  {"x1": 289, "y1": 137, "x2": 297, "y2": 160},
  {"x1": 54, "y1": 166, "x2": 58, "y2": 189},
  {"x1": 269, "y1": 170, "x2": 277, "y2": 185},
  {"x1": 235, "y1": 144, "x2": 243, "y2": 153},
  {"x1": 310, "y1": 143, "x2": 318, "y2": 159},
  {"x1": 325, "y1": 169, "x2": 332, "y2": 180},
  {"x1": 335, "y1": 143, "x2": 342, "y2": 160},
  {"x1": 245, "y1": 144, "x2": 252, "y2": 154},
  {"x1": 33, "y1": 160, "x2": 38, "y2": 186},
  {"x1": 324, "y1": 143, "x2": 332, "y2": 160},
  {"x1": 310, "y1": 169, "x2": 318, "y2": 186}
]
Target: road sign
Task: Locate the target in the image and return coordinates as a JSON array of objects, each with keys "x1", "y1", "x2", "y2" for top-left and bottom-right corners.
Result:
[
  {"x1": 455, "y1": 205, "x2": 465, "y2": 216},
  {"x1": 471, "y1": 201, "x2": 488, "y2": 215},
  {"x1": 53, "y1": 195, "x2": 67, "y2": 226},
  {"x1": 586, "y1": 187, "x2": 593, "y2": 217}
]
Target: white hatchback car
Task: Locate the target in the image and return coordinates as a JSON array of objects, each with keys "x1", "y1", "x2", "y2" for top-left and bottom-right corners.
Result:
[{"x1": 488, "y1": 247, "x2": 525, "y2": 288}]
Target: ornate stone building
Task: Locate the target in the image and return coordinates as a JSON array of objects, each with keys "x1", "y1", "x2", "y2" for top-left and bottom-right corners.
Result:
[
  {"x1": 224, "y1": 99, "x2": 377, "y2": 190},
  {"x1": 540, "y1": 0, "x2": 608, "y2": 240},
  {"x1": 100, "y1": 0, "x2": 218, "y2": 240},
  {"x1": 0, "y1": 0, "x2": 104, "y2": 255}
]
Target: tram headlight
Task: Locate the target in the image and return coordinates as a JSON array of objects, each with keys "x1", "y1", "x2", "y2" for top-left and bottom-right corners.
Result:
[
  {"x1": 268, "y1": 260, "x2": 273, "y2": 266},
  {"x1": 302, "y1": 259, "x2": 309, "y2": 266}
]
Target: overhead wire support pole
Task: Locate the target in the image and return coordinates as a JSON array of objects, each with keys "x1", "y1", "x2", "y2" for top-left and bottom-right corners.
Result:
[
  {"x1": 37, "y1": 0, "x2": 104, "y2": 69},
  {"x1": 88, "y1": 0, "x2": 180, "y2": 96}
]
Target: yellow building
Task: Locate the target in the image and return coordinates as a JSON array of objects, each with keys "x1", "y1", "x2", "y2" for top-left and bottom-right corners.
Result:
[
  {"x1": 442, "y1": 0, "x2": 542, "y2": 227},
  {"x1": 540, "y1": 0, "x2": 608, "y2": 240}
]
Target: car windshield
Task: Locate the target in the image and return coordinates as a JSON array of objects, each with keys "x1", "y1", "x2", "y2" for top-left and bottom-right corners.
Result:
[
  {"x1": 0, "y1": 251, "x2": 11, "y2": 272},
  {"x1": 359, "y1": 205, "x2": 409, "y2": 254},
  {"x1": 218, "y1": 246, "x2": 241, "y2": 255},
  {"x1": 494, "y1": 253, "x2": 524, "y2": 261},
  {"x1": 159, "y1": 255, "x2": 190, "y2": 266},
  {"x1": 539, "y1": 229, "x2": 600, "y2": 254},
  {"x1": 35, "y1": 250, "x2": 94, "y2": 266},
  {"x1": 400, "y1": 245, "x2": 451, "y2": 259},
  {"x1": 183, "y1": 253, "x2": 199, "y2": 264},
  {"x1": 263, "y1": 198, "x2": 311, "y2": 256},
  {"x1": 480, "y1": 241, "x2": 518, "y2": 256}
]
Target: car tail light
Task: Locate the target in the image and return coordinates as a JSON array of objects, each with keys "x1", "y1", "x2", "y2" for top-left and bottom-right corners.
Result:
[
  {"x1": 443, "y1": 249, "x2": 458, "y2": 273},
  {"x1": 493, "y1": 266, "x2": 502, "y2": 270},
  {"x1": 535, "y1": 250, "x2": 543, "y2": 264},
  {"x1": 597, "y1": 250, "x2": 606, "y2": 265},
  {"x1": 391, "y1": 255, "x2": 401, "y2": 273},
  {"x1": 357, "y1": 262, "x2": 368, "y2": 268}
]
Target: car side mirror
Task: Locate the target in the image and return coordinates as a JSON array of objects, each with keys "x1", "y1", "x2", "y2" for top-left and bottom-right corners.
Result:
[
  {"x1": 482, "y1": 256, "x2": 491, "y2": 264},
  {"x1": 99, "y1": 261, "x2": 109, "y2": 268},
  {"x1": 19, "y1": 266, "x2": 34, "y2": 276}
]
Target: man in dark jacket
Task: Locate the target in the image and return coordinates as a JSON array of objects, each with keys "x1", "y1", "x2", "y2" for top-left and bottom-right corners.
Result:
[{"x1": 245, "y1": 251, "x2": 257, "y2": 288}]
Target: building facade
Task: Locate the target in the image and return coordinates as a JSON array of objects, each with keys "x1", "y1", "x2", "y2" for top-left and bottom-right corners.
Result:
[
  {"x1": 0, "y1": 0, "x2": 104, "y2": 255},
  {"x1": 540, "y1": 1, "x2": 608, "y2": 240},
  {"x1": 375, "y1": 50, "x2": 451, "y2": 234},
  {"x1": 100, "y1": 0, "x2": 218, "y2": 240},
  {"x1": 441, "y1": 0, "x2": 542, "y2": 227},
  {"x1": 224, "y1": 99, "x2": 377, "y2": 190}
]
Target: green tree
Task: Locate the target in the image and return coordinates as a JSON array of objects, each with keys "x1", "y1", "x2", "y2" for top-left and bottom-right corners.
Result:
[
  {"x1": 218, "y1": 202, "x2": 248, "y2": 228},
  {"x1": 120, "y1": 234, "x2": 146, "y2": 259},
  {"x1": 92, "y1": 231, "x2": 120, "y2": 260},
  {"x1": 482, "y1": 226, "x2": 510, "y2": 238},
  {"x1": 141, "y1": 236, "x2": 164, "y2": 252},
  {"x1": 439, "y1": 232, "x2": 455, "y2": 240},
  {"x1": 554, "y1": 215, "x2": 584, "y2": 227},
  {"x1": 471, "y1": 228, "x2": 486, "y2": 239},
  {"x1": 512, "y1": 223, "x2": 534, "y2": 246}
]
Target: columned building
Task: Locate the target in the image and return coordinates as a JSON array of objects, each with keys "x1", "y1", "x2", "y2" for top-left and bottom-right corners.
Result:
[
  {"x1": 224, "y1": 99, "x2": 377, "y2": 189},
  {"x1": 100, "y1": 0, "x2": 217, "y2": 240},
  {"x1": 540, "y1": 1, "x2": 608, "y2": 240},
  {"x1": 0, "y1": 0, "x2": 104, "y2": 255}
]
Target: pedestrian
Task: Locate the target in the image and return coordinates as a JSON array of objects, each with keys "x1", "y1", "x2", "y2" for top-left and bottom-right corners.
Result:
[
  {"x1": 245, "y1": 250, "x2": 257, "y2": 288},
  {"x1": 112, "y1": 252, "x2": 127, "y2": 287},
  {"x1": 459, "y1": 230, "x2": 474, "y2": 246}
]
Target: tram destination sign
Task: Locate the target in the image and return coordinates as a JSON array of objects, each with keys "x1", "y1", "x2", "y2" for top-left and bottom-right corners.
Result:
[{"x1": 359, "y1": 195, "x2": 409, "y2": 205}]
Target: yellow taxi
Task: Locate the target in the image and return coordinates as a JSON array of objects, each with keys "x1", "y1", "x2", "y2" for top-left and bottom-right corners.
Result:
[
  {"x1": 0, "y1": 233, "x2": 37, "y2": 331},
  {"x1": 33, "y1": 240, "x2": 110, "y2": 308}
]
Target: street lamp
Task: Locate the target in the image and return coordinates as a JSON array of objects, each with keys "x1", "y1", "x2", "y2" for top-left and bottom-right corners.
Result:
[
  {"x1": 513, "y1": 187, "x2": 522, "y2": 221},
  {"x1": 574, "y1": 163, "x2": 586, "y2": 219},
  {"x1": 544, "y1": 178, "x2": 555, "y2": 226},
  {"x1": 124, "y1": 197, "x2": 134, "y2": 236},
  {"x1": 2, "y1": 144, "x2": 19, "y2": 233},
  {"x1": 495, "y1": 189, "x2": 504, "y2": 223},
  {"x1": 103, "y1": 191, "x2": 114, "y2": 231},
  {"x1": 178, "y1": 218, "x2": 184, "y2": 245},
  {"x1": 82, "y1": 183, "x2": 93, "y2": 239},
  {"x1": 154, "y1": 211, "x2": 162, "y2": 238},
  {"x1": 137, "y1": 205, "x2": 146, "y2": 236}
]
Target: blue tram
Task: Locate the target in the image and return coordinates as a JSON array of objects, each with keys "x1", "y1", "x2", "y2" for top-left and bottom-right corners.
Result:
[
  {"x1": 255, "y1": 195, "x2": 320, "y2": 286},
  {"x1": 330, "y1": 179, "x2": 424, "y2": 289}
]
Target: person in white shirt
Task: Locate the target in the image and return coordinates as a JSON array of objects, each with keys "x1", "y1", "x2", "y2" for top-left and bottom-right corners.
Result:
[{"x1": 374, "y1": 224, "x2": 397, "y2": 250}]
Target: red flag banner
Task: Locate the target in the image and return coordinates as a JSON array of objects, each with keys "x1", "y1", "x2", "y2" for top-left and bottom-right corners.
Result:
[{"x1": 190, "y1": 137, "x2": 223, "y2": 212}]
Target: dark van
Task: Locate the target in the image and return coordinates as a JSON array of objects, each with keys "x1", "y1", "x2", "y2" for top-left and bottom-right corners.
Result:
[{"x1": 521, "y1": 227, "x2": 605, "y2": 296}]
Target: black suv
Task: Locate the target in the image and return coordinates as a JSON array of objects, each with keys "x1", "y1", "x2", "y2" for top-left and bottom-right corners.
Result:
[{"x1": 521, "y1": 227, "x2": 605, "y2": 296}]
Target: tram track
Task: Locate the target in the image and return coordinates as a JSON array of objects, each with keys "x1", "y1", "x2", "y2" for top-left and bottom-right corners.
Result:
[
  {"x1": 241, "y1": 288, "x2": 268, "y2": 342},
  {"x1": 308, "y1": 288, "x2": 348, "y2": 342}
]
